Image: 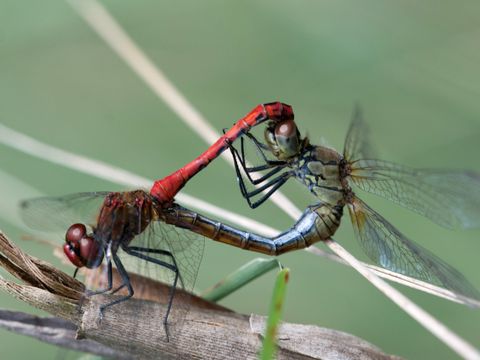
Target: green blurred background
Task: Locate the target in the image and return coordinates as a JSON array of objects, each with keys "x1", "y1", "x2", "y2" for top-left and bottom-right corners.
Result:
[{"x1": 1, "y1": 1, "x2": 480, "y2": 359}]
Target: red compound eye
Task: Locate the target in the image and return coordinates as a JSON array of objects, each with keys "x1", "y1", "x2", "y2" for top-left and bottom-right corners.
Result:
[
  {"x1": 65, "y1": 223, "x2": 86, "y2": 246},
  {"x1": 64, "y1": 223, "x2": 88, "y2": 268},
  {"x1": 64, "y1": 223, "x2": 103, "y2": 269},
  {"x1": 63, "y1": 243, "x2": 85, "y2": 268},
  {"x1": 79, "y1": 235, "x2": 101, "y2": 265}
]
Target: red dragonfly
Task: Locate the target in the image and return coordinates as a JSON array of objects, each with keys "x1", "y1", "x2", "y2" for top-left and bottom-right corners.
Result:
[{"x1": 20, "y1": 102, "x2": 294, "y2": 339}]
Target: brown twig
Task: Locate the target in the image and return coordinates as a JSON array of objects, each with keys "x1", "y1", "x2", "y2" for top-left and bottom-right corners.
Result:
[
  {"x1": 0, "y1": 230, "x2": 401, "y2": 359},
  {"x1": 0, "y1": 309, "x2": 128, "y2": 359}
]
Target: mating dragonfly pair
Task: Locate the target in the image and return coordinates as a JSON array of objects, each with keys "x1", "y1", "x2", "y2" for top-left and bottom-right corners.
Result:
[{"x1": 21, "y1": 102, "x2": 480, "y2": 339}]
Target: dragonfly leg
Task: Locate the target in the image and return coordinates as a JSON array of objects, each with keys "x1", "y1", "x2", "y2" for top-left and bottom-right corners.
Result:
[
  {"x1": 232, "y1": 148, "x2": 284, "y2": 201},
  {"x1": 235, "y1": 170, "x2": 293, "y2": 209},
  {"x1": 126, "y1": 246, "x2": 185, "y2": 288},
  {"x1": 223, "y1": 128, "x2": 285, "y2": 174},
  {"x1": 233, "y1": 131, "x2": 286, "y2": 170},
  {"x1": 122, "y1": 245, "x2": 179, "y2": 342},
  {"x1": 243, "y1": 133, "x2": 286, "y2": 167},
  {"x1": 230, "y1": 136, "x2": 286, "y2": 185},
  {"x1": 85, "y1": 260, "x2": 113, "y2": 297},
  {"x1": 110, "y1": 283, "x2": 127, "y2": 295},
  {"x1": 98, "y1": 254, "x2": 134, "y2": 322},
  {"x1": 227, "y1": 133, "x2": 291, "y2": 208}
]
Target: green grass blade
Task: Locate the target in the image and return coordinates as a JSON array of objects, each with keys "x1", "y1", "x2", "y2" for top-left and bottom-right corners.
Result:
[
  {"x1": 259, "y1": 268, "x2": 290, "y2": 360},
  {"x1": 201, "y1": 258, "x2": 280, "y2": 302}
]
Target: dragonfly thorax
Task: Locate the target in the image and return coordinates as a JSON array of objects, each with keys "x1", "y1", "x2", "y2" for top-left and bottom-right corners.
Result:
[
  {"x1": 94, "y1": 190, "x2": 157, "y2": 251},
  {"x1": 293, "y1": 145, "x2": 345, "y2": 206}
]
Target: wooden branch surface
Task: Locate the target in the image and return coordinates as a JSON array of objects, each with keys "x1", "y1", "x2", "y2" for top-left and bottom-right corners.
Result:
[
  {"x1": 0, "y1": 230, "x2": 402, "y2": 360},
  {"x1": 0, "y1": 309, "x2": 129, "y2": 359}
]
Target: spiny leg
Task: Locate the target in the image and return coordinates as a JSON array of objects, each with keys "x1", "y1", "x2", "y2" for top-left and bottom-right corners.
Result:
[
  {"x1": 222, "y1": 124, "x2": 291, "y2": 208},
  {"x1": 97, "y1": 254, "x2": 134, "y2": 322},
  {"x1": 231, "y1": 146, "x2": 291, "y2": 208},
  {"x1": 85, "y1": 259, "x2": 113, "y2": 296},
  {"x1": 239, "y1": 170, "x2": 293, "y2": 208},
  {"x1": 81, "y1": 243, "x2": 128, "y2": 297},
  {"x1": 241, "y1": 133, "x2": 286, "y2": 169},
  {"x1": 229, "y1": 136, "x2": 290, "y2": 206},
  {"x1": 122, "y1": 245, "x2": 179, "y2": 342},
  {"x1": 230, "y1": 138, "x2": 285, "y2": 185},
  {"x1": 222, "y1": 128, "x2": 285, "y2": 179},
  {"x1": 237, "y1": 134, "x2": 286, "y2": 173},
  {"x1": 126, "y1": 246, "x2": 185, "y2": 289}
]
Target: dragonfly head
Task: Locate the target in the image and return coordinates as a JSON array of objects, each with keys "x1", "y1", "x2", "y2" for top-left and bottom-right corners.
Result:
[
  {"x1": 64, "y1": 223, "x2": 104, "y2": 269},
  {"x1": 264, "y1": 119, "x2": 303, "y2": 160}
]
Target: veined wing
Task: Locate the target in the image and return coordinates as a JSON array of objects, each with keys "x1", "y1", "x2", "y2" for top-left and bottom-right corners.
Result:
[
  {"x1": 114, "y1": 210, "x2": 205, "y2": 340},
  {"x1": 342, "y1": 105, "x2": 480, "y2": 229},
  {"x1": 112, "y1": 201, "x2": 204, "y2": 293},
  {"x1": 348, "y1": 196, "x2": 480, "y2": 300},
  {"x1": 343, "y1": 104, "x2": 376, "y2": 162},
  {"x1": 349, "y1": 159, "x2": 480, "y2": 229},
  {"x1": 20, "y1": 192, "x2": 110, "y2": 233},
  {"x1": 123, "y1": 217, "x2": 205, "y2": 295}
]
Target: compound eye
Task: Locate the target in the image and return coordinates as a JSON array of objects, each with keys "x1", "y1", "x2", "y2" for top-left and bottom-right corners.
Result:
[
  {"x1": 274, "y1": 119, "x2": 297, "y2": 139},
  {"x1": 274, "y1": 120, "x2": 301, "y2": 159},
  {"x1": 65, "y1": 223, "x2": 86, "y2": 246},
  {"x1": 80, "y1": 236, "x2": 103, "y2": 268},
  {"x1": 63, "y1": 243, "x2": 86, "y2": 268}
]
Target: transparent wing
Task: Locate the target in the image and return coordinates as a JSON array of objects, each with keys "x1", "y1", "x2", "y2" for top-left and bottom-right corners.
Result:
[
  {"x1": 20, "y1": 192, "x2": 110, "y2": 233},
  {"x1": 140, "y1": 220, "x2": 205, "y2": 291},
  {"x1": 348, "y1": 196, "x2": 480, "y2": 300},
  {"x1": 343, "y1": 104, "x2": 376, "y2": 162},
  {"x1": 349, "y1": 160, "x2": 480, "y2": 229},
  {"x1": 119, "y1": 201, "x2": 203, "y2": 306},
  {"x1": 115, "y1": 217, "x2": 205, "y2": 340}
]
